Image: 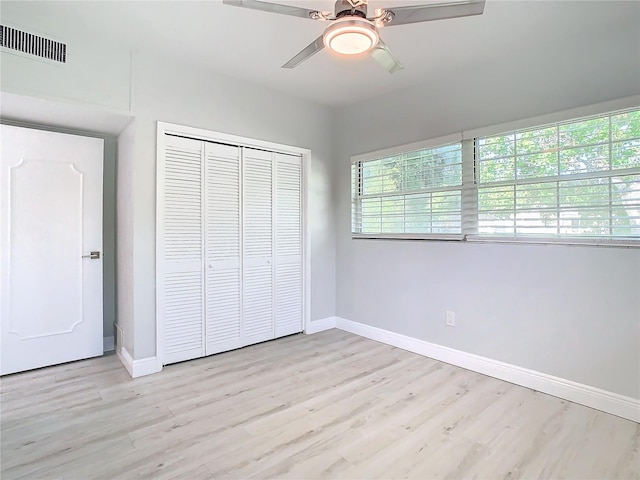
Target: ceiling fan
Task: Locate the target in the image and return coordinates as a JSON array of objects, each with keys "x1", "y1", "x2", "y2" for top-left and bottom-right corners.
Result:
[{"x1": 223, "y1": 0, "x2": 486, "y2": 73}]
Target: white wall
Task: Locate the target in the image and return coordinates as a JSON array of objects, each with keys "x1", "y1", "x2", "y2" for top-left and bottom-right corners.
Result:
[
  {"x1": 123, "y1": 52, "x2": 336, "y2": 359},
  {"x1": 116, "y1": 120, "x2": 136, "y2": 355},
  {"x1": 334, "y1": 51, "x2": 640, "y2": 398},
  {"x1": 0, "y1": 39, "x2": 130, "y2": 111}
]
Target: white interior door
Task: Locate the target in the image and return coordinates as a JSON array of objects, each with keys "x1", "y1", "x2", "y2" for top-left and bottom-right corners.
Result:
[{"x1": 0, "y1": 125, "x2": 104, "y2": 375}]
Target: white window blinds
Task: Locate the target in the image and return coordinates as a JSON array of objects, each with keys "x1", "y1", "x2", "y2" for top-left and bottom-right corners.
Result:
[
  {"x1": 476, "y1": 109, "x2": 640, "y2": 240},
  {"x1": 350, "y1": 106, "x2": 640, "y2": 245},
  {"x1": 352, "y1": 142, "x2": 463, "y2": 237}
]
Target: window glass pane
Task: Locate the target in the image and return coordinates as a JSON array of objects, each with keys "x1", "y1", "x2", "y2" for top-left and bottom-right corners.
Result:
[
  {"x1": 352, "y1": 142, "x2": 462, "y2": 235},
  {"x1": 612, "y1": 175, "x2": 640, "y2": 236},
  {"x1": 381, "y1": 196, "x2": 405, "y2": 233},
  {"x1": 559, "y1": 117, "x2": 609, "y2": 147},
  {"x1": 477, "y1": 134, "x2": 514, "y2": 159},
  {"x1": 476, "y1": 107, "x2": 640, "y2": 240},
  {"x1": 516, "y1": 183, "x2": 557, "y2": 211},
  {"x1": 432, "y1": 191, "x2": 462, "y2": 234},
  {"x1": 516, "y1": 152, "x2": 558, "y2": 179},
  {"x1": 360, "y1": 197, "x2": 381, "y2": 233},
  {"x1": 478, "y1": 185, "x2": 514, "y2": 212},
  {"x1": 559, "y1": 209, "x2": 610, "y2": 236},
  {"x1": 478, "y1": 158, "x2": 516, "y2": 183},
  {"x1": 361, "y1": 160, "x2": 383, "y2": 195},
  {"x1": 612, "y1": 110, "x2": 640, "y2": 141},
  {"x1": 404, "y1": 193, "x2": 431, "y2": 233},
  {"x1": 612, "y1": 140, "x2": 640, "y2": 169},
  {"x1": 516, "y1": 126, "x2": 557, "y2": 155},
  {"x1": 559, "y1": 144, "x2": 609, "y2": 174},
  {"x1": 478, "y1": 214, "x2": 515, "y2": 234},
  {"x1": 514, "y1": 211, "x2": 558, "y2": 235},
  {"x1": 559, "y1": 178, "x2": 609, "y2": 207}
]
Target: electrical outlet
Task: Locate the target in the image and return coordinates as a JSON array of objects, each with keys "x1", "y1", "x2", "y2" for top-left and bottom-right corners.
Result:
[{"x1": 445, "y1": 310, "x2": 456, "y2": 327}]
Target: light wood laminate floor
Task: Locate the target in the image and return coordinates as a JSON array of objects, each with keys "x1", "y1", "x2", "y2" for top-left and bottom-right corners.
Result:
[{"x1": 1, "y1": 329, "x2": 638, "y2": 479}]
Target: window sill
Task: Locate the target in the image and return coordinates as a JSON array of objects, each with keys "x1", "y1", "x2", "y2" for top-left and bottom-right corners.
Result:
[
  {"x1": 465, "y1": 235, "x2": 640, "y2": 248},
  {"x1": 351, "y1": 233, "x2": 464, "y2": 241},
  {"x1": 351, "y1": 233, "x2": 640, "y2": 248}
]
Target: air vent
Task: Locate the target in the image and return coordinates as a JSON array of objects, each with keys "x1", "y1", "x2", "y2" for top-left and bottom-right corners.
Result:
[{"x1": 0, "y1": 25, "x2": 66, "y2": 63}]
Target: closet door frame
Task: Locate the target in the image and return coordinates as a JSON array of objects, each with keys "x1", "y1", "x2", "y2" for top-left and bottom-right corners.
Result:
[{"x1": 156, "y1": 121, "x2": 311, "y2": 370}]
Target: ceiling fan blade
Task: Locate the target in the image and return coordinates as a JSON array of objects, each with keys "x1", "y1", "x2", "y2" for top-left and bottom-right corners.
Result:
[
  {"x1": 282, "y1": 35, "x2": 325, "y2": 69},
  {"x1": 223, "y1": 0, "x2": 330, "y2": 20},
  {"x1": 371, "y1": 39, "x2": 404, "y2": 74},
  {"x1": 380, "y1": 0, "x2": 485, "y2": 27}
]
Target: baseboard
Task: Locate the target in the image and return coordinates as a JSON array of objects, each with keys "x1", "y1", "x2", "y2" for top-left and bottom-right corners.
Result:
[
  {"x1": 335, "y1": 317, "x2": 640, "y2": 423},
  {"x1": 103, "y1": 336, "x2": 115, "y2": 352},
  {"x1": 116, "y1": 346, "x2": 160, "y2": 379},
  {"x1": 305, "y1": 316, "x2": 337, "y2": 334}
]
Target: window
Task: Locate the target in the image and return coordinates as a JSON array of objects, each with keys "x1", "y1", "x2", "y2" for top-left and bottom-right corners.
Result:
[
  {"x1": 351, "y1": 105, "x2": 640, "y2": 245},
  {"x1": 352, "y1": 141, "x2": 463, "y2": 238},
  {"x1": 476, "y1": 109, "x2": 640, "y2": 240}
]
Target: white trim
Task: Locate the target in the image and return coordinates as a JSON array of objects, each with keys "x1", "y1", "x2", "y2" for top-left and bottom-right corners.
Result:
[
  {"x1": 157, "y1": 121, "x2": 311, "y2": 156},
  {"x1": 302, "y1": 152, "x2": 312, "y2": 338},
  {"x1": 463, "y1": 95, "x2": 640, "y2": 140},
  {"x1": 351, "y1": 132, "x2": 462, "y2": 163},
  {"x1": 335, "y1": 317, "x2": 640, "y2": 423},
  {"x1": 156, "y1": 121, "x2": 311, "y2": 368},
  {"x1": 155, "y1": 131, "x2": 166, "y2": 369},
  {"x1": 116, "y1": 346, "x2": 161, "y2": 378},
  {"x1": 103, "y1": 336, "x2": 114, "y2": 352},
  {"x1": 116, "y1": 346, "x2": 134, "y2": 377},
  {"x1": 353, "y1": 233, "x2": 464, "y2": 241},
  {"x1": 465, "y1": 235, "x2": 640, "y2": 248},
  {"x1": 304, "y1": 316, "x2": 337, "y2": 334}
]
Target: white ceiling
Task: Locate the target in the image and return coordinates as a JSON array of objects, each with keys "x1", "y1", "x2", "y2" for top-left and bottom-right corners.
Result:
[{"x1": 1, "y1": 0, "x2": 638, "y2": 106}]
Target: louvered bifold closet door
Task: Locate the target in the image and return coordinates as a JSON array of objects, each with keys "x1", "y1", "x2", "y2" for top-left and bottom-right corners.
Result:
[
  {"x1": 158, "y1": 135, "x2": 205, "y2": 364},
  {"x1": 274, "y1": 154, "x2": 303, "y2": 337},
  {"x1": 242, "y1": 148, "x2": 275, "y2": 346},
  {"x1": 204, "y1": 143, "x2": 243, "y2": 355}
]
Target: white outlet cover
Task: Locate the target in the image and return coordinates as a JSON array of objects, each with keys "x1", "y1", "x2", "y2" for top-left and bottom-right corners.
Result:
[{"x1": 445, "y1": 311, "x2": 456, "y2": 327}]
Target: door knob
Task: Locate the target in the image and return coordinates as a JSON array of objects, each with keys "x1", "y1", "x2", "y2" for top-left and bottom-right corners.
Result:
[{"x1": 82, "y1": 251, "x2": 100, "y2": 260}]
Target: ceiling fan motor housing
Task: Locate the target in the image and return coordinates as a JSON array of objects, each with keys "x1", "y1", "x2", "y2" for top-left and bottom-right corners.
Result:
[{"x1": 335, "y1": 0, "x2": 368, "y2": 18}]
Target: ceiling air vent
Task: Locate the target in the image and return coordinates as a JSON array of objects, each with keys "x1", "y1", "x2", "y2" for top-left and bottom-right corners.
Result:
[{"x1": 0, "y1": 25, "x2": 66, "y2": 63}]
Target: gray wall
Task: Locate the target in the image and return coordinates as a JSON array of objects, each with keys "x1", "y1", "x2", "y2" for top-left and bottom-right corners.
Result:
[
  {"x1": 334, "y1": 49, "x2": 640, "y2": 398},
  {"x1": 0, "y1": 119, "x2": 118, "y2": 341},
  {"x1": 0, "y1": 37, "x2": 130, "y2": 111},
  {"x1": 116, "y1": 120, "x2": 136, "y2": 355}
]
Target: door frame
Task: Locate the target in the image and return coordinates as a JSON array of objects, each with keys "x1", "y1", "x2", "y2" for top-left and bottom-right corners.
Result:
[{"x1": 156, "y1": 121, "x2": 311, "y2": 371}]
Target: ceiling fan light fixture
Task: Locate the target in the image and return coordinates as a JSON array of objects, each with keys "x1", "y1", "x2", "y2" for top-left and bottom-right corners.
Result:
[{"x1": 323, "y1": 18, "x2": 379, "y2": 55}]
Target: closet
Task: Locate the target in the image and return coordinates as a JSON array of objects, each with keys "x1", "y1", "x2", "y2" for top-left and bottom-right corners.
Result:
[{"x1": 157, "y1": 132, "x2": 304, "y2": 365}]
